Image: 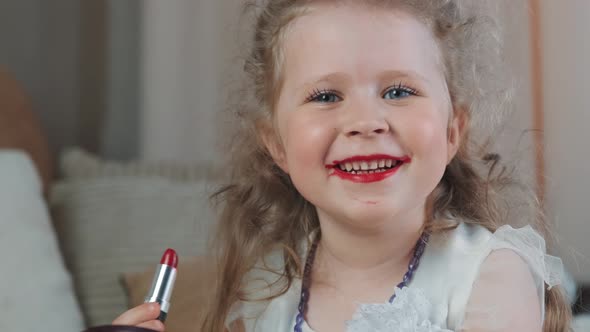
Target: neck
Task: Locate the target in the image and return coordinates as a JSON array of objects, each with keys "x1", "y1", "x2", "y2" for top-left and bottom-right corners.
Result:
[{"x1": 312, "y1": 204, "x2": 426, "y2": 287}]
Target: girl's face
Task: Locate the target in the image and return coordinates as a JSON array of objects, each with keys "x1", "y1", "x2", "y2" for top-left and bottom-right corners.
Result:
[{"x1": 267, "y1": 4, "x2": 462, "y2": 230}]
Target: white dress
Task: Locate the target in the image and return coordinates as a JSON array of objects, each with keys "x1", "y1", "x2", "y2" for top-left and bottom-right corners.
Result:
[{"x1": 226, "y1": 223, "x2": 564, "y2": 332}]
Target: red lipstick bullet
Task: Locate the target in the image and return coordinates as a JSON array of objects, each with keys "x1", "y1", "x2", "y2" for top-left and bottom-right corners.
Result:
[{"x1": 144, "y1": 248, "x2": 178, "y2": 322}]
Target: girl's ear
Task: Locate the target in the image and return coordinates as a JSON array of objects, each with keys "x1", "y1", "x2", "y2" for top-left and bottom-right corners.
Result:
[
  {"x1": 257, "y1": 119, "x2": 289, "y2": 173},
  {"x1": 446, "y1": 108, "x2": 467, "y2": 164}
]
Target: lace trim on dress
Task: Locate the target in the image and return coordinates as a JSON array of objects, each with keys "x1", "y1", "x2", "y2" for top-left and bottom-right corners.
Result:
[
  {"x1": 490, "y1": 225, "x2": 564, "y2": 290},
  {"x1": 345, "y1": 287, "x2": 452, "y2": 332}
]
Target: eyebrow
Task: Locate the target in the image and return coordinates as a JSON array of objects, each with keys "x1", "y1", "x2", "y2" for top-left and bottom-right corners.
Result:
[
  {"x1": 297, "y1": 69, "x2": 432, "y2": 91},
  {"x1": 377, "y1": 70, "x2": 432, "y2": 84},
  {"x1": 297, "y1": 72, "x2": 348, "y2": 91}
]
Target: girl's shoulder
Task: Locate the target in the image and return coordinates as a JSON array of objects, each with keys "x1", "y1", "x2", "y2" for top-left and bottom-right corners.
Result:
[
  {"x1": 424, "y1": 222, "x2": 562, "y2": 288},
  {"x1": 410, "y1": 222, "x2": 564, "y2": 329},
  {"x1": 423, "y1": 221, "x2": 560, "y2": 269}
]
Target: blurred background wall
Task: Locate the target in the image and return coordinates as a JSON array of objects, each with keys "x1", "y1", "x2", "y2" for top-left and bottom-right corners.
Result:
[
  {"x1": 139, "y1": 0, "x2": 243, "y2": 164},
  {"x1": 540, "y1": 0, "x2": 590, "y2": 284},
  {"x1": 0, "y1": 0, "x2": 588, "y2": 283},
  {"x1": 0, "y1": 0, "x2": 140, "y2": 159},
  {"x1": 0, "y1": 0, "x2": 84, "y2": 155}
]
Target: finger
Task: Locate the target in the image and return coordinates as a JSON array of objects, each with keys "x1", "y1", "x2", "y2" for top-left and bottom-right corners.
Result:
[
  {"x1": 112, "y1": 303, "x2": 160, "y2": 325},
  {"x1": 137, "y1": 320, "x2": 166, "y2": 332}
]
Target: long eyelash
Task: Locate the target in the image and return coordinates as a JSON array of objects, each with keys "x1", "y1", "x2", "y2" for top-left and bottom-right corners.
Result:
[
  {"x1": 305, "y1": 88, "x2": 338, "y2": 102},
  {"x1": 390, "y1": 81, "x2": 420, "y2": 96}
]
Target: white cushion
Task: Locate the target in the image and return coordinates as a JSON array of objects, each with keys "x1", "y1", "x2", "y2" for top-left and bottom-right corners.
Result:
[
  {"x1": 573, "y1": 314, "x2": 590, "y2": 332},
  {"x1": 50, "y1": 174, "x2": 217, "y2": 326},
  {"x1": 0, "y1": 150, "x2": 84, "y2": 331}
]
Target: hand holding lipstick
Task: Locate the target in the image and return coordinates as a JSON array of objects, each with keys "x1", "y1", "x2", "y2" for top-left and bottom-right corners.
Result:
[
  {"x1": 112, "y1": 302, "x2": 165, "y2": 332},
  {"x1": 112, "y1": 249, "x2": 179, "y2": 332}
]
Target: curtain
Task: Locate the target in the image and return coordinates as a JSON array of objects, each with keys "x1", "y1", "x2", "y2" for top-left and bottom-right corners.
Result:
[{"x1": 139, "y1": 0, "x2": 242, "y2": 164}]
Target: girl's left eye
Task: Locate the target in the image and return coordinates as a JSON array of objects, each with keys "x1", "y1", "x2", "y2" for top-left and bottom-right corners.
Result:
[{"x1": 383, "y1": 85, "x2": 418, "y2": 100}]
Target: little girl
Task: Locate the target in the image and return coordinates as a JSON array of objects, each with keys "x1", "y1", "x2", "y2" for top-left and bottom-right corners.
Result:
[{"x1": 115, "y1": 0, "x2": 572, "y2": 331}]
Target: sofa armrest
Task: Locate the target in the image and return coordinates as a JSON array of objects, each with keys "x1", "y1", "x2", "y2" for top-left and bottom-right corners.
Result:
[{"x1": 0, "y1": 150, "x2": 84, "y2": 330}]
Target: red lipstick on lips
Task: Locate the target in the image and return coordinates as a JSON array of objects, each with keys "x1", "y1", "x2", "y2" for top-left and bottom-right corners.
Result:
[
  {"x1": 326, "y1": 154, "x2": 411, "y2": 183},
  {"x1": 145, "y1": 248, "x2": 178, "y2": 322}
]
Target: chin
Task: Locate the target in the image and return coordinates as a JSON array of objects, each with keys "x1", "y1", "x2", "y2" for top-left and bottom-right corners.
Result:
[{"x1": 340, "y1": 206, "x2": 404, "y2": 230}]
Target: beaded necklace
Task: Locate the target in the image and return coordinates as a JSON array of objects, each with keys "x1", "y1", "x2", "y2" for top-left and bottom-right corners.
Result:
[{"x1": 294, "y1": 232, "x2": 430, "y2": 332}]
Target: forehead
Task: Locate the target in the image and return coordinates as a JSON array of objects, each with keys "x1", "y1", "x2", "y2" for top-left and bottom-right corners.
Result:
[{"x1": 280, "y1": 3, "x2": 443, "y2": 86}]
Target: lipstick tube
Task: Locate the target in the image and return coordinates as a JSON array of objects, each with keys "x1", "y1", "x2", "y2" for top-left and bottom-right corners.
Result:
[{"x1": 144, "y1": 248, "x2": 178, "y2": 322}]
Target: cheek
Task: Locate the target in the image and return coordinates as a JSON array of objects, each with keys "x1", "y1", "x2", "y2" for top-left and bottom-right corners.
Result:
[
  {"x1": 281, "y1": 113, "x2": 334, "y2": 169},
  {"x1": 402, "y1": 108, "x2": 449, "y2": 163},
  {"x1": 400, "y1": 109, "x2": 450, "y2": 196}
]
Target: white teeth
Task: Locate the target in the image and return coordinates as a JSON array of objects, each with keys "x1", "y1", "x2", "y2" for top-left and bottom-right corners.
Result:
[{"x1": 338, "y1": 158, "x2": 403, "y2": 173}]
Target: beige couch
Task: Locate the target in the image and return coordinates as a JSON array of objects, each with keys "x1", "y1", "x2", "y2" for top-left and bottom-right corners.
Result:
[{"x1": 0, "y1": 68, "x2": 217, "y2": 332}]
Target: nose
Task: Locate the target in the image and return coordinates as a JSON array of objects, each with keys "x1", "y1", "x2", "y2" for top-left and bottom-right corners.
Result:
[{"x1": 342, "y1": 103, "x2": 390, "y2": 138}]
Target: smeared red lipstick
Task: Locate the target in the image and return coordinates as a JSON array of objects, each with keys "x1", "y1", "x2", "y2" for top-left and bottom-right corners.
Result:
[
  {"x1": 326, "y1": 154, "x2": 411, "y2": 183},
  {"x1": 160, "y1": 248, "x2": 178, "y2": 268},
  {"x1": 145, "y1": 248, "x2": 178, "y2": 322}
]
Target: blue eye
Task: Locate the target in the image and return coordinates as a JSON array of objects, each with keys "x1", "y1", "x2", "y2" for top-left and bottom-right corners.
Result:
[
  {"x1": 307, "y1": 89, "x2": 341, "y2": 103},
  {"x1": 383, "y1": 84, "x2": 418, "y2": 100}
]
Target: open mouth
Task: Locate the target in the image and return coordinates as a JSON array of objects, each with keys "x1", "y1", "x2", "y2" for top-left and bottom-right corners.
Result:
[{"x1": 327, "y1": 155, "x2": 410, "y2": 183}]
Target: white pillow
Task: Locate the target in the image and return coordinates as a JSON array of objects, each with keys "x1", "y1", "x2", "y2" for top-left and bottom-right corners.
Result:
[
  {"x1": 50, "y1": 175, "x2": 217, "y2": 327},
  {"x1": 0, "y1": 150, "x2": 84, "y2": 332},
  {"x1": 574, "y1": 314, "x2": 590, "y2": 332}
]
